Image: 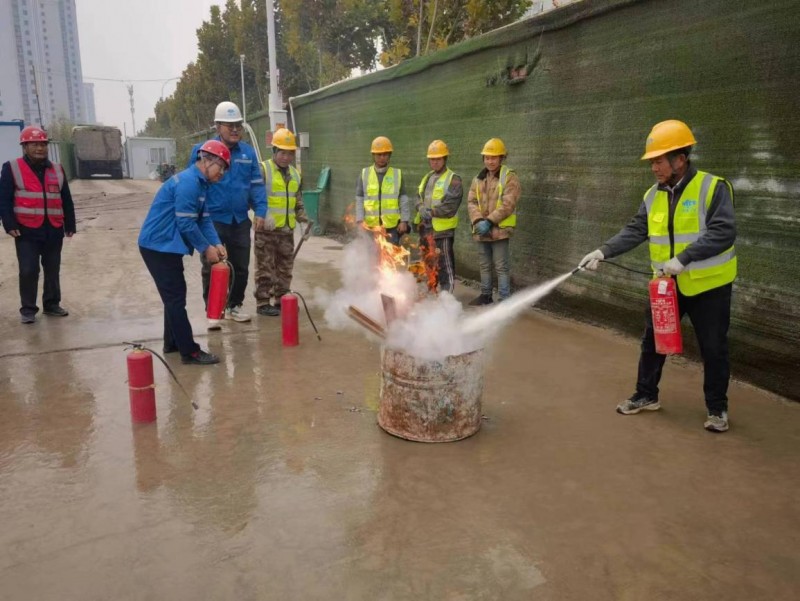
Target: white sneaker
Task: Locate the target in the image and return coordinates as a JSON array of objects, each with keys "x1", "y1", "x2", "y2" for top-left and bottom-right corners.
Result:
[
  {"x1": 225, "y1": 305, "x2": 251, "y2": 322},
  {"x1": 207, "y1": 319, "x2": 222, "y2": 331},
  {"x1": 704, "y1": 412, "x2": 729, "y2": 433}
]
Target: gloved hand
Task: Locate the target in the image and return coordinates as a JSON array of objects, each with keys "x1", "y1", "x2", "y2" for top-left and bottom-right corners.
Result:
[
  {"x1": 663, "y1": 256, "x2": 685, "y2": 275},
  {"x1": 420, "y1": 207, "x2": 433, "y2": 227},
  {"x1": 579, "y1": 249, "x2": 604, "y2": 270},
  {"x1": 263, "y1": 215, "x2": 276, "y2": 231},
  {"x1": 475, "y1": 219, "x2": 492, "y2": 236}
]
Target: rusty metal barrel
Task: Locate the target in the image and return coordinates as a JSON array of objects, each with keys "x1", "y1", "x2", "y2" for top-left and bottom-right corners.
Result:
[{"x1": 378, "y1": 346, "x2": 484, "y2": 442}]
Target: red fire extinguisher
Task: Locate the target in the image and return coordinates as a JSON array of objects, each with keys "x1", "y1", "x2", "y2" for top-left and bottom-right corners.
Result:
[
  {"x1": 649, "y1": 276, "x2": 683, "y2": 355},
  {"x1": 127, "y1": 349, "x2": 157, "y2": 423},
  {"x1": 281, "y1": 293, "x2": 299, "y2": 346},
  {"x1": 206, "y1": 261, "x2": 231, "y2": 321}
]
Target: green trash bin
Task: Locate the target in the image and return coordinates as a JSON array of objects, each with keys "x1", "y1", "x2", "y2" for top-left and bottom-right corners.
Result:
[{"x1": 303, "y1": 166, "x2": 330, "y2": 235}]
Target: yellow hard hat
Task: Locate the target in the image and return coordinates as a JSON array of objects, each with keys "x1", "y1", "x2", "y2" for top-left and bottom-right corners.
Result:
[
  {"x1": 641, "y1": 120, "x2": 696, "y2": 160},
  {"x1": 272, "y1": 128, "x2": 297, "y2": 151},
  {"x1": 481, "y1": 138, "x2": 507, "y2": 156},
  {"x1": 371, "y1": 136, "x2": 393, "y2": 154},
  {"x1": 426, "y1": 139, "x2": 449, "y2": 158}
]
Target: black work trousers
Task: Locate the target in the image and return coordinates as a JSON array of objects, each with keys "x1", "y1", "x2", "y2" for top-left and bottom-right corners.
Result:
[
  {"x1": 200, "y1": 219, "x2": 251, "y2": 309},
  {"x1": 635, "y1": 282, "x2": 732, "y2": 414},
  {"x1": 15, "y1": 234, "x2": 63, "y2": 316},
  {"x1": 140, "y1": 247, "x2": 200, "y2": 358}
]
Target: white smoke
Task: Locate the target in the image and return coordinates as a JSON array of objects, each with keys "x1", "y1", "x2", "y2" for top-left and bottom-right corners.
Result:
[{"x1": 318, "y1": 236, "x2": 575, "y2": 361}]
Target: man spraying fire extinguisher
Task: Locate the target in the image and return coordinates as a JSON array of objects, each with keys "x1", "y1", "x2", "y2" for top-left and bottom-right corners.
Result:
[
  {"x1": 138, "y1": 140, "x2": 230, "y2": 365},
  {"x1": 580, "y1": 120, "x2": 737, "y2": 433}
]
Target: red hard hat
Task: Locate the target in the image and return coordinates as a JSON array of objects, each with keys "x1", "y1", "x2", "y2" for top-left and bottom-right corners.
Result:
[
  {"x1": 199, "y1": 139, "x2": 231, "y2": 167},
  {"x1": 20, "y1": 126, "x2": 49, "y2": 144}
]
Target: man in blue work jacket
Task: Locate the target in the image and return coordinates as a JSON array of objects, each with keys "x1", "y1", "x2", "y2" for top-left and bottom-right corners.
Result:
[
  {"x1": 187, "y1": 101, "x2": 267, "y2": 330},
  {"x1": 139, "y1": 140, "x2": 230, "y2": 365}
]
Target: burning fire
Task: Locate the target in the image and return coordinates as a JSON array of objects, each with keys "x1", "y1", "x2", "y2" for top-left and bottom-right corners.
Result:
[
  {"x1": 362, "y1": 224, "x2": 410, "y2": 277},
  {"x1": 343, "y1": 202, "x2": 356, "y2": 228},
  {"x1": 418, "y1": 233, "x2": 439, "y2": 292}
]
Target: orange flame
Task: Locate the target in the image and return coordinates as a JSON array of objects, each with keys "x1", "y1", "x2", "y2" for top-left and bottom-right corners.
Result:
[
  {"x1": 419, "y1": 233, "x2": 439, "y2": 292},
  {"x1": 343, "y1": 202, "x2": 356, "y2": 228},
  {"x1": 362, "y1": 224, "x2": 410, "y2": 275}
]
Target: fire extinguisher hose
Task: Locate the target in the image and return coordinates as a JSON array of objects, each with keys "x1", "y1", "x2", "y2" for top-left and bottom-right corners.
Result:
[
  {"x1": 290, "y1": 290, "x2": 322, "y2": 341},
  {"x1": 574, "y1": 260, "x2": 652, "y2": 276},
  {"x1": 123, "y1": 342, "x2": 199, "y2": 410}
]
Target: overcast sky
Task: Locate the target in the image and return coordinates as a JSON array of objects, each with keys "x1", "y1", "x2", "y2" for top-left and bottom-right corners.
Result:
[{"x1": 75, "y1": 0, "x2": 224, "y2": 136}]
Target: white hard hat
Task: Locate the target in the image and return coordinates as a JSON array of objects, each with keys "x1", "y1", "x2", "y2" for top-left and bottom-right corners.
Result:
[{"x1": 214, "y1": 101, "x2": 243, "y2": 123}]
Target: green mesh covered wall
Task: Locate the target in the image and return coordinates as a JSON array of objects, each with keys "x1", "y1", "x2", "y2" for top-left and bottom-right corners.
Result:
[{"x1": 292, "y1": 0, "x2": 800, "y2": 399}]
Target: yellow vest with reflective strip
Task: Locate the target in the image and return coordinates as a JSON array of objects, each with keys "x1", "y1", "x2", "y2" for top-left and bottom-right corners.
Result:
[
  {"x1": 262, "y1": 159, "x2": 300, "y2": 229},
  {"x1": 362, "y1": 166, "x2": 401, "y2": 228},
  {"x1": 645, "y1": 170, "x2": 736, "y2": 296},
  {"x1": 476, "y1": 165, "x2": 516, "y2": 227},
  {"x1": 414, "y1": 168, "x2": 459, "y2": 231}
]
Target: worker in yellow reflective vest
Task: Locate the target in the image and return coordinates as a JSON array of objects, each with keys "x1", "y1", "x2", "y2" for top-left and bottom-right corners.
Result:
[
  {"x1": 415, "y1": 140, "x2": 463, "y2": 294},
  {"x1": 254, "y1": 128, "x2": 309, "y2": 316},
  {"x1": 466, "y1": 138, "x2": 521, "y2": 305},
  {"x1": 355, "y1": 136, "x2": 410, "y2": 245},
  {"x1": 580, "y1": 120, "x2": 737, "y2": 433}
]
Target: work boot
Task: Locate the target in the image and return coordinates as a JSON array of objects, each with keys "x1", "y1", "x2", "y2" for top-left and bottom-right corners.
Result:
[
  {"x1": 616, "y1": 393, "x2": 661, "y2": 415},
  {"x1": 704, "y1": 412, "x2": 729, "y2": 433},
  {"x1": 43, "y1": 306, "x2": 69, "y2": 316},
  {"x1": 257, "y1": 304, "x2": 280, "y2": 317},
  {"x1": 20, "y1": 313, "x2": 36, "y2": 324},
  {"x1": 207, "y1": 319, "x2": 222, "y2": 331},
  {"x1": 181, "y1": 350, "x2": 220, "y2": 365},
  {"x1": 468, "y1": 293, "x2": 493, "y2": 306},
  {"x1": 225, "y1": 305, "x2": 251, "y2": 322}
]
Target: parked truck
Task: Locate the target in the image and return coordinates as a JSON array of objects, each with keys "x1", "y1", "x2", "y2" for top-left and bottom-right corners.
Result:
[{"x1": 72, "y1": 125, "x2": 124, "y2": 179}]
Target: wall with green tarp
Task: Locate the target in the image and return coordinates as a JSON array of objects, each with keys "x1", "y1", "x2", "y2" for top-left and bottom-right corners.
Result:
[{"x1": 287, "y1": 0, "x2": 799, "y2": 399}]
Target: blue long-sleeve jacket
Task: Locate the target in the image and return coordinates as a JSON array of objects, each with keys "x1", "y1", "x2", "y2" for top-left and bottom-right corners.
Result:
[
  {"x1": 138, "y1": 164, "x2": 221, "y2": 255},
  {"x1": 187, "y1": 138, "x2": 267, "y2": 224}
]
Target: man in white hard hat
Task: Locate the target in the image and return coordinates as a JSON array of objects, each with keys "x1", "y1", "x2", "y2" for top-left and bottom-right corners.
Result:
[{"x1": 187, "y1": 101, "x2": 268, "y2": 330}]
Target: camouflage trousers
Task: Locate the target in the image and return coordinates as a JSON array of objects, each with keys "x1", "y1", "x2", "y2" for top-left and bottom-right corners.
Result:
[{"x1": 253, "y1": 229, "x2": 295, "y2": 306}]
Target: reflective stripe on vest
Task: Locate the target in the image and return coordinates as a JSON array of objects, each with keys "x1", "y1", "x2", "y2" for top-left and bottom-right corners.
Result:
[
  {"x1": 414, "y1": 168, "x2": 459, "y2": 231},
  {"x1": 262, "y1": 159, "x2": 301, "y2": 229},
  {"x1": 362, "y1": 166, "x2": 401, "y2": 228},
  {"x1": 476, "y1": 165, "x2": 516, "y2": 228},
  {"x1": 9, "y1": 158, "x2": 65, "y2": 228},
  {"x1": 644, "y1": 170, "x2": 736, "y2": 296}
]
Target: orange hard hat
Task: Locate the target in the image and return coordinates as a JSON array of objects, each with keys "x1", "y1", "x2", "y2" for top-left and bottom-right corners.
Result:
[
  {"x1": 481, "y1": 138, "x2": 507, "y2": 156},
  {"x1": 370, "y1": 136, "x2": 393, "y2": 154},
  {"x1": 426, "y1": 139, "x2": 449, "y2": 158},
  {"x1": 641, "y1": 120, "x2": 696, "y2": 160},
  {"x1": 272, "y1": 128, "x2": 297, "y2": 151}
]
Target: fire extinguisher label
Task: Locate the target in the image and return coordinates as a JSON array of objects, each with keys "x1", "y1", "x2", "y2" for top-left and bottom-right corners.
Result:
[
  {"x1": 658, "y1": 279, "x2": 669, "y2": 295},
  {"x1": 652, "y1": 297, "x2": 678, "y2": 334}
]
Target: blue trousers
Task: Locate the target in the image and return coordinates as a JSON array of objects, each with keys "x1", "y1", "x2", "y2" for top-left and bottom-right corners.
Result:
[{"x1": 478, "y1": 239, "x2": 510, "y2": 299}]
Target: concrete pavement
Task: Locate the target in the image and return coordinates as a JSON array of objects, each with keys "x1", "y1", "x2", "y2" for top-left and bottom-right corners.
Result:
[{"x1": 0, "y1": 180, "x2": 797, "y2": 600}]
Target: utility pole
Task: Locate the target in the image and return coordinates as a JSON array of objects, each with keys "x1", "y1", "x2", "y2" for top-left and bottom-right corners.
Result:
[
  {"x1": 265, "y1": 0, "x2": 286, "y2": 130},
  {"x1": 240, "y1": 54, "x2": 247, "y2": 122},
  {"x1": 30, "y1": 64, "x2": 44, "y2": 127},
  {"x1": 127, "y1": 84, "x2": 136, "y2": 136}
]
